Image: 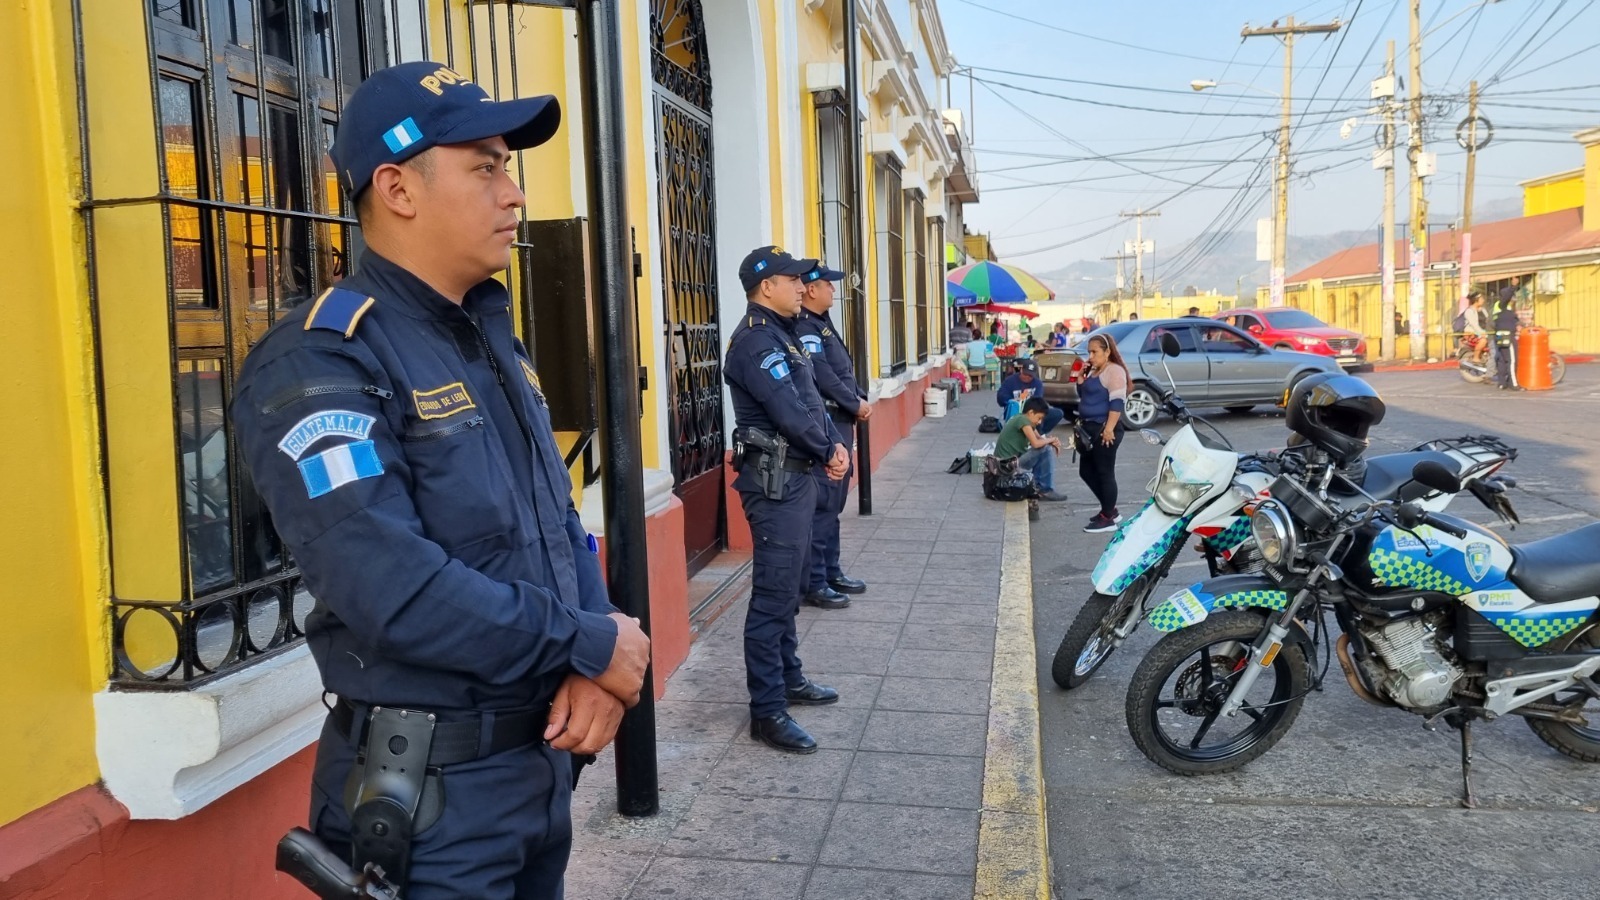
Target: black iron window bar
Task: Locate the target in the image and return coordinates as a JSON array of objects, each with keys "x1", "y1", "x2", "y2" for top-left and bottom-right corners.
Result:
[{"x1": 93, "y1": 0, "x2": 590, "y2": 689}]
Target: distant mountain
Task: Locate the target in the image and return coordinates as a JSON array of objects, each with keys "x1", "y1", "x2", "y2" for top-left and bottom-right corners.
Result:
[{"x1": 1030, "y1": 195, "x2": 1525, "y2": 301}]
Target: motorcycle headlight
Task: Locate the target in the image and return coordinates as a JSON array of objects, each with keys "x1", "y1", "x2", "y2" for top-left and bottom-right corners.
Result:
[
  {"x1": 1250, "y1": 502, "x2": 1296, "y2": 566},
  {"x1": 1149, "y1": 457, "x2": 1213, "y2": 516}
]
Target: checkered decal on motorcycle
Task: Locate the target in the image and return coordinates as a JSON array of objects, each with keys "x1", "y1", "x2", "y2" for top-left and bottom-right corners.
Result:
[
  {"x1": 1146, "y1": 602, "x2": 1190, "y2": 632},
  {"x1": 1106, "y1": 508, "x2": 1190, "y2": 594},
  {"x1": 1367, "y1": 548, "x2": 1471, "y2": 595},
  {"x1": 1147, "y1": 588, "x2": 1291, "y2": 632},
  {"x1": 1215, "y1": 589, "x2": 1290, "y2": 611},
  {"x1": 1203, "y1": 516, "x2": 1253, "y2": 553},
  {"x1": 1483, "y1": 612, "x2": 1589, "y2": 648}
]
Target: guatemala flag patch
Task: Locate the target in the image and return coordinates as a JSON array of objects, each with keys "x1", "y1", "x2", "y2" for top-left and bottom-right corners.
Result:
[
  {"x1": 298, "y1": 440, "x2": 384, "y2": 498},
  {"x1": 383, "y1": 117, "x2": 423, "y2": 153},
  {"x1": 801, "y1": 335, "x2": 824, "y2": 354}
]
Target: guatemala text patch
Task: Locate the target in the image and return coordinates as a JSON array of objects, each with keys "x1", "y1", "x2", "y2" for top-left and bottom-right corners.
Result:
[
  {"x1": 277, "y1": 410, "x2": 376, "y2": 460},
  {"x1": 800, "y1": 335, "x2": 824, "y2": 354},
  {"x1": 298, "y1": 440, "x2": 384, "y2": 498},
  {"x1": 412, "y1": 382, "x2": 476, "y2": 420}
]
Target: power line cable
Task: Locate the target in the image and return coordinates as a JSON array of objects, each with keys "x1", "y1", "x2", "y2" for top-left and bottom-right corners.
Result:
[{"x1": 948, "y1": 0, "x2": 1374, "y2": 68}]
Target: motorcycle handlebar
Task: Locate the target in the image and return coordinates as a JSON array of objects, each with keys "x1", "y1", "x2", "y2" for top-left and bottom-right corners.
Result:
[{"x1": 1421, "y1": 511, "x2": 1469, "y2": 539}]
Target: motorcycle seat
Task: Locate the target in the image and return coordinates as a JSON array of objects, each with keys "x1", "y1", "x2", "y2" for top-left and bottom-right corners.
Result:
[
  {"x1": 1508, "y1": 523, "x2": 1600, "y2": 604},
  {"x1": 1332, "y1": 451, "x2": 1461, "y2": 503}
]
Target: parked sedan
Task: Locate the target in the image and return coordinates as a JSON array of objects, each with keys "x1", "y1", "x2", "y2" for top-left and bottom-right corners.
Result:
[
  {"x1": 1036, "y1": 318, "x2": 1342, "y2": 426},
  {"x1": 1213, "y1": 307, "x2": 1369, "y2": 369}
]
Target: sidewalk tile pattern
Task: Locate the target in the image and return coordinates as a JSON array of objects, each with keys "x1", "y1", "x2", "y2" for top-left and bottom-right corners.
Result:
[{"x1": 567, "y1": 407, "x2": 1008, "y2": 899}]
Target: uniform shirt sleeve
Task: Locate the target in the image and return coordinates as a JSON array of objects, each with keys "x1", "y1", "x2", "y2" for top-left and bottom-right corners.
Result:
[
  {"x1": 807, "y1": 342, "x2": 863, "y2": 414},
  {"x1": 232, "y1": 345, "x2": 618, "y2": 683},
  {"x1": 566, "y1": 504, "x2": 620, "y2": 617},
  {"x1": 733, "y1": 338, "x2": 837, "y2": 461}
]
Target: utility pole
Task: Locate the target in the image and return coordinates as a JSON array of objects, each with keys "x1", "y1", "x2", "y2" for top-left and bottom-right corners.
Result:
[
  {"x1": 1407, "y1": 0, "x2": 1430, "y2": 360},
  {"x1": 1102, "y1": 250, "x2": 1132, "y2": 320},
  {"x1": 1242, "y1": 15, "x2": 1343, "y2": 308},
  {"x1": 1460, "y1": 80, "x2": 1481, "y2": 309},
  {"x1": 1381, "y1": 40, "x2": 1398, "y2": 361},
  {"x1": 1120, "y1": 209, "x2": 1159, "y2": 319}
]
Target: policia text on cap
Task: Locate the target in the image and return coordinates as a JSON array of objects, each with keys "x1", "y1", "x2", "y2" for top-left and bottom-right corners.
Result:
[{"x1": 231, "y1": 62, "x2": 649, "y2": 899}]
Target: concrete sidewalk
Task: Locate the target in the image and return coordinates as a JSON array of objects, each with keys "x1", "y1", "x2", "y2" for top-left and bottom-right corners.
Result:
[{"x1": 565, "y1": 404, "x2": 1048, "y2": 899}]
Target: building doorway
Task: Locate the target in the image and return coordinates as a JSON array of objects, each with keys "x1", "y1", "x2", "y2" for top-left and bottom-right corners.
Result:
[{"x1": 652, "y1": 0, "x2": 725, "y2": 575}]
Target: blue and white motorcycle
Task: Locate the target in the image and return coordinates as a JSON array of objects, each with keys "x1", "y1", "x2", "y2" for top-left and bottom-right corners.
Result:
[
  {"x1": 1050, "y1": 336, "x2": 1517, "y2": 691},
  {"x1": 1125, "y1": 457, "x2": 1597, "y2": 806}
]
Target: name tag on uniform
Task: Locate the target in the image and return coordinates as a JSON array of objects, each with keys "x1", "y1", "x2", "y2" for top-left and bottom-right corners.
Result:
[{"x1": 412, "y1": 382, "x2": 476, "y2": 419}]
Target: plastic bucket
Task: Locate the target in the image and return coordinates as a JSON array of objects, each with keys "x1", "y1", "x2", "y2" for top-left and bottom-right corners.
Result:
[{"x1": 924, "y1": 387, "x2": 948, "y2": 417}]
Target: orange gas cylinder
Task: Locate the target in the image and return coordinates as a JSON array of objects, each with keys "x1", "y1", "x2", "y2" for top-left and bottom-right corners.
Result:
[{"x1": 1516, "y1": 326, "x2": 1552, "y2": 391}]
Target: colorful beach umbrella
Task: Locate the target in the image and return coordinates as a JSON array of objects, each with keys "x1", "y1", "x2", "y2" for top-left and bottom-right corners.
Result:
[{"x1": 946, "y1": 260, "x2": 1056, "y2": 305}]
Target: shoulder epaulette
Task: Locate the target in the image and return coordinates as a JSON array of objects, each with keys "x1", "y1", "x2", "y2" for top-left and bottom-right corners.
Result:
[{"x1": 304, "y1": 287, "x2": 376, "y2": 339}]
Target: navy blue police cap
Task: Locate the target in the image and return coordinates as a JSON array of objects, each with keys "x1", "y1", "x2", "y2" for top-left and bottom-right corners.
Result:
[
  {"x1": 802, "y1": 264, "x2": 846, "y2": 285},
  {"x1": 329, "y1": 61, "x2": 561, "y2": 199},
  {"x1": 738, "y1": 245, "x2": 818, "y2": 292}
]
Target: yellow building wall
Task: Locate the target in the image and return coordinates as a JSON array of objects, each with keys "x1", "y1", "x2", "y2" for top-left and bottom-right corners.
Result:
[
  {"x1": 619, "y1": 0, "x2": 662, "y2": 472},
  {"x1": 0, "y1": 0, "x2": 106, "y2": 826},
  {"x1": 1523, "y1": 172, "x2": 1585, "y2": 217},
  {"x1": 761, "y1": 2, "x2": 785, "y2": 239}
]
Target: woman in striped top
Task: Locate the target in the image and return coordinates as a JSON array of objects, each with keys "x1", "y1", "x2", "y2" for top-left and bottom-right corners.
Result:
[{"x1": 1076, "y1": 333, "x2": 1131, "y2": 533}]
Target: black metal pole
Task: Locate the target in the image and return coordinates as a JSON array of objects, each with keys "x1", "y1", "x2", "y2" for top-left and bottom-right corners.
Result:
[
  {"x1": 843, "y1": 0, "x2": 872, "y2": 516},
  {"x1": 576, "y1": 0, "x2": 658, "y2": 817}
]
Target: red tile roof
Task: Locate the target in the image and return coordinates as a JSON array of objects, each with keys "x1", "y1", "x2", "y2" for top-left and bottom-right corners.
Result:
[{"x1": 1286, "y1": 207, "x2": 1600, "y2": 284}]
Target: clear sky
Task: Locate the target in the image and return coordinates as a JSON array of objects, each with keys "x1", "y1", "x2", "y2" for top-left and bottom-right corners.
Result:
[{"x1": 939, "y1": 0, "x2": 1600, "y2": 286}]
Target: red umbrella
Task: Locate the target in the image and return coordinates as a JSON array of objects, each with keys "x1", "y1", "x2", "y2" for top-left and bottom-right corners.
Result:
[{"x1": 969, "y1": 302, "x2": 1039, "y2": 319}]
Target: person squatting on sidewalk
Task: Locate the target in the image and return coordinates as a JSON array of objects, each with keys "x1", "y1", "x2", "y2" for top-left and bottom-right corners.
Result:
[
  {"x1": 994, "y1": 397, "x2": 1068, "y2": 502},
  {"x1": 723, "y1": 245, "x2": 850, "y2": 754},
  {"x1": 231, "y1": 62, "x2": 650, "y2": 899},
  {"x1": 1077, "y1": 333, "x2": 1131, "y2": 533},
  {"x1": 795, "y1": 262, "x2": 871, "y2": 610}
]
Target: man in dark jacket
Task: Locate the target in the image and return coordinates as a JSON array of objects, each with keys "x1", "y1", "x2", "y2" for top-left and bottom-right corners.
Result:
[
  {"x1": 1492, "y1": 296, "x2": 1522, "y2": 389},
  {"x1": 996, "y1": 359, "x2": 1063, "y2": 434},
  {"x1": 230, "y1": 62, "x2": 649, "y2": 898},
  {"x1": 795, "y1": 263, "x2": 869, "y2": 606}
]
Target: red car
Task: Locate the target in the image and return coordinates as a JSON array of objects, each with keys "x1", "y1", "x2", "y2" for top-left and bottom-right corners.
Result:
[{"x1": 1213, "y1": 307, "x2": 1369, "y2": 369}]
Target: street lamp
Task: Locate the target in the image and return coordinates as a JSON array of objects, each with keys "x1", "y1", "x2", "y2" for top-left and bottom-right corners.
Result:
[{"x1": 1193, "y1": 78, "x2": 1291, "y2": 307}]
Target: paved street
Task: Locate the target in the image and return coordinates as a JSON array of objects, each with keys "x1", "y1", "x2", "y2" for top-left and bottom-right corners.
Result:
[{"x1": 1032, "y1": 366, "x2": 1600, "y2": 899}]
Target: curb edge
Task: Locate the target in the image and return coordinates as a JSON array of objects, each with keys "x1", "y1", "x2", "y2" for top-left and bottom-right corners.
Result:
[{"x1": 974, "y1": 501, "x2": 1050, "y2": 899}]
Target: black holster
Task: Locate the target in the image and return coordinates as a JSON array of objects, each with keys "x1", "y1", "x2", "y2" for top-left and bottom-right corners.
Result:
[{"x1": 342, "y1": 707, "x2": 446, "y2": 893}]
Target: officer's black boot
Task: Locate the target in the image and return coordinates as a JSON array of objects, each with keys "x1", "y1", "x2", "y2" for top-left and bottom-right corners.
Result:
[
  {"x1": 785, "y1": 678, "x2": 840, "y2": 706},
  {"x1": 751, "y1": 713, "x2": 819, "y2": 753},
  {"x1": 803, "y1": 587, "x2": 850, "y2": 609},
  {"x1": 828, "y1": 575, "x2": 867, "y2": 594}
]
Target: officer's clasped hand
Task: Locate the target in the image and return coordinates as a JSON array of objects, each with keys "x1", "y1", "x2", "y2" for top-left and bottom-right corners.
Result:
[
  {"x1": 826, "y1": 444, "x2": 849, "y2": 481},
  {"x1": 544, "y1": 673, "x2": 626, "y2": 754},
  {"x1": 596, "y1": 612, "x2": 651, "y2": 708}
]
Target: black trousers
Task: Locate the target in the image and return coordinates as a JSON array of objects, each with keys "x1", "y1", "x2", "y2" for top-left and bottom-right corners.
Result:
[{"x1": 1077, "y1": 421, "x2": 1122, "y2": 515}]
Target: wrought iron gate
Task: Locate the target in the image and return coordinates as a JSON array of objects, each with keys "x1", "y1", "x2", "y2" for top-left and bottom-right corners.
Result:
[{"x1": 652, "y1": 0, "x2": 724, "y2": 574}]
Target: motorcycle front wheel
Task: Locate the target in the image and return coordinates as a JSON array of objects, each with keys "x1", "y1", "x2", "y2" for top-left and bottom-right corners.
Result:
[
  {"x1": 1125, "y1": 611, "x2": 1309, "y2": 775},
  {"x1": 1052, "y1": 577, "x2": 1157, "y2": 690}
]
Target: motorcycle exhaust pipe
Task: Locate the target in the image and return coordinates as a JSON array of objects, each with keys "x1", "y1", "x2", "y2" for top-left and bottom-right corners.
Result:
[{"x1": 1335, "y1": 635, "x2": 1389, "y2": 708}]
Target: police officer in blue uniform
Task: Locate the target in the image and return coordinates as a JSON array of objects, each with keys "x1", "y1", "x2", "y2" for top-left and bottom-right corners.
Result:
[
  {"x1": 795, "y1": 264, "x2": 870, "y2": 607},
  {"x1": 230, "y1": 62, "x2": 649, "y2": 899},
  {"x1": 724, "y1": 246, "x2": 851, "y2": 753}
]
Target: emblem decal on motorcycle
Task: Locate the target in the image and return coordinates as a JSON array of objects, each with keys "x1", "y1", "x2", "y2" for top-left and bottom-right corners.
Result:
[
  {"x1": 1464, "y1": 542, "x2": 1492, "y2": 583},
  {"x1": 1172, "y1": 589, "x2": 1209, "y2": 626}
]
